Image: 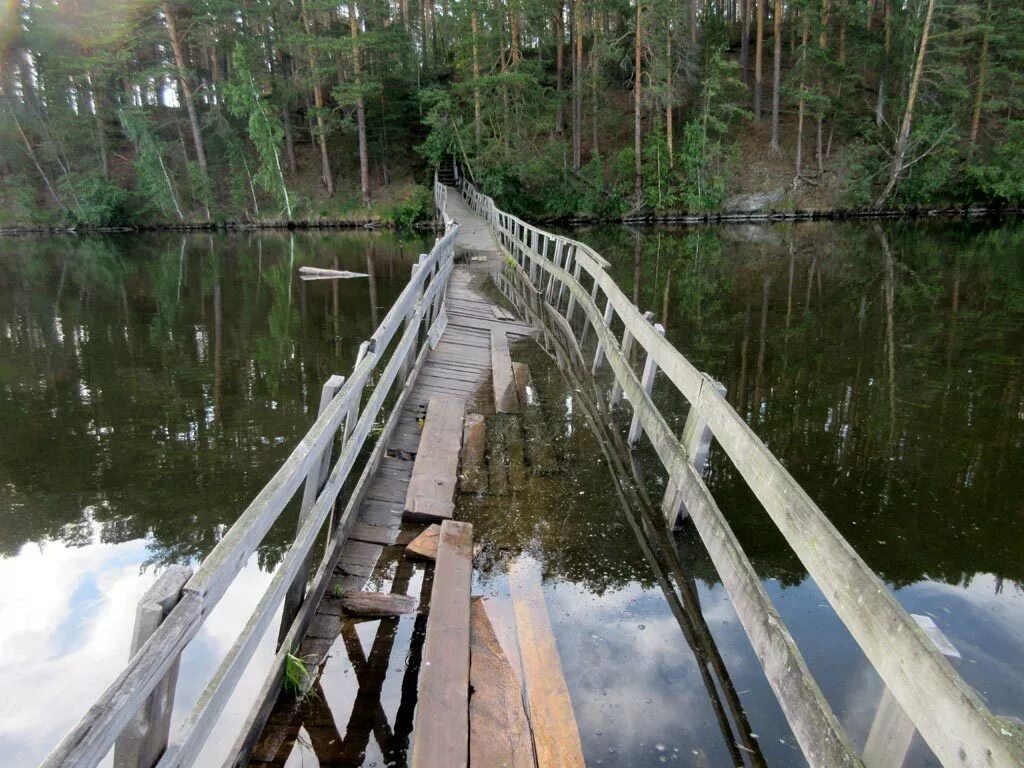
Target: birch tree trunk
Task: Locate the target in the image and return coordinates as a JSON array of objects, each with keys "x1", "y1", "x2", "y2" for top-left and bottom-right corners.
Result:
[
  {"x1": 795, "y1": 13, "x2": 809, "y2": 180},
  {"x1": 876, "y1": 0, "x2": 935, "y2": 205},
  {"x1": 633, "y1": 0, "x2": 643, "y2": 205},
  {"x1": 555, "y1": 4, "x2": 565, "y2": 135}
]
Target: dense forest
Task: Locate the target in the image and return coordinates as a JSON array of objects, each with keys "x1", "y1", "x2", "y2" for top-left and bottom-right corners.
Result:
[{"x1": 1, "y1": 0, "x2": 1022, "y2": 226}]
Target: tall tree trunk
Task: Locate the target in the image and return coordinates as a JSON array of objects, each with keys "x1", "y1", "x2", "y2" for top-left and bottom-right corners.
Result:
[
  {"x1": 816, "y1": 0, "x2": 829, "y2": 176},
  {"x1": 633, "y1": 0, "x2": 643, "y2": 205},
  {"x1": 350, "y1": 1, "x2": 371, "y2": 206},
  {"x1": 301, "y1": 1, "x2": 334, "y2": 195},
  {"x1": 282, "y1": 107, "x2": 298, "y2": 175},
  {"x1": 875, "y1": 0, "x2": 891, "y2": 127},
  {"x1": 163, "y1": 2, "x2": 210, "y2": 206},
  {"x1": 741, "y1": 0, "x2": 750, "y2": 83},
  {"x1": 690, "y1": 0, "x2": 697, "y2": 43},
  {"x1": 510, "y1": 0, "x2": 521, "y2": 63},
  {"x1": 666, "y1": 27, "x2": 674, "y2": 168},
  {"x1": 555, "y1": 4, "x2": 565, "y2": 135},
  {"x1": 89, "y1": 73, "x2": 111, "y2": 179},
  {"x1": 770, "y1": 0, "x2": 782, "y2": 152},
  {"x1": 876, "y1": 0, "x2": 935, "y2": 206},
  {"x1": 969, "y1": 0, "x2": 991, "y2": 147},
  {"x1": 591, "y1": 11, "x2": 600, "y2": 155},
  {"x1": 472, "y1": 11, "x2": 482, "y2": 151},
  {"x1": 795, "y1": 12, "x2": 809, "y2": 180},
  {"x1": 754, "y1": 0, "x2": 764, "y2": 118},
  {"x1": 573, "y1": 0, "x2": 584, "y2": 169}
]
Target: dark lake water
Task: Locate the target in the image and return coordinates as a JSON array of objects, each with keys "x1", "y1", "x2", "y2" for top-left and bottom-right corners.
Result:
[{"x1": 1, "y1": 220, "x2": 1022, "y2": 767}]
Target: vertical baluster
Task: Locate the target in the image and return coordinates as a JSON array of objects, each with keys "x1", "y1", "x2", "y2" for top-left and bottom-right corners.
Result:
[
  {"x1": 610, "y1": 311, "x2": 654, "y2": 408},
  {"x1": 591, "y1": 293, "x2": 615, "y2": 374},
  {"x1": 627, "y1": 323, "x2": 666, "y2": 447},
  {"x1": 113, "y1": 565, "x2": 193, "y2": 768}
]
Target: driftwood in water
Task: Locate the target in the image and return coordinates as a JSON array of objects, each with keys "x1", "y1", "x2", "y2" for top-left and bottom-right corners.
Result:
[{"x1": 298, "y1": 266, "x2": 369, "y2": 280}]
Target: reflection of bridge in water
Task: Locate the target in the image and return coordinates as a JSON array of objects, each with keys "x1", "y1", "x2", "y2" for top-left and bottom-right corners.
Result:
[{"x1": 44, "y1": 163, "x2": 1024, "y2": 768}]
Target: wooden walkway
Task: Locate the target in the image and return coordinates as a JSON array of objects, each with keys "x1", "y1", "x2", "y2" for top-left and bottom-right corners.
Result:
[{"x1": 244, "y1": 192, "x2": 545, "y2": 768}]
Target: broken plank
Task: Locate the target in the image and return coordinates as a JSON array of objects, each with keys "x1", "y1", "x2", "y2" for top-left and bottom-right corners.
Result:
[
  {"x1": 490, "y1": 328, "x2": 520, "y2": 414},
  {"x1": 411, "y1": 521, "x2": 474, "y2": 768},
  {"x1": 460, "y1": 413, "x2": 487, "y2": 494},
  {"x1": 338, "y1": 592, "x2": 418, "y2": 618},
  {"x1": 470, "y1": 598, "x2": 536, "y2": 768},
  {"x1": 509, "y1": 557, "x2": 585, "y2": 768},
  {"x1": 348, "y1": 521, "x2": 400, "y2": 546},
  {"x1": 404, "y1": 395, "x2": 466, "y2": 522},
  {"x1": 406, "y1": 524, "x2": 441, "y2": 561}
]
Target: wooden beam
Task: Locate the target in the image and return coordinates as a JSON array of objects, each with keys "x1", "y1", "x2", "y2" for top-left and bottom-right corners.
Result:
[
  {"x1": 491, "y1": 328, "x2": 520, "y2": 414},
  {"x1": 404, "y1": 395, "x2": 466, "y2": 522},
  {"x1": 339, "y1": 592, "x2": 418, "y2": 618},
  {"x1": 411, "y1": 521, "x2": 474, "y2": 768},
  {"x1": 406, "y1": 523, "x2": 441, "y2": 561},
  {"x1": 470, "y1": 598, "x2": 536, "y2": 768},
  {"x1": 509, "y1": 558, "x2": 585, "y2": 768}
]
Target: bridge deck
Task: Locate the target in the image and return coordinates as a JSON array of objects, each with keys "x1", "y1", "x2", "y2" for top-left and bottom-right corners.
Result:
[{"x1": 245, "y1": 190, "x2": 537, "y2": 767}]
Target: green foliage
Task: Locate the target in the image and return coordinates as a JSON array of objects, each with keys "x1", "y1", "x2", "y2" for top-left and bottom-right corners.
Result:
[
  {"x1": 967, "y1": 121, "x2": 1024, "y2": 205},
  {"x1": 118, "y1": 109, "x2": 185, "y2": 221},
  {"x1": 387, "y1": 184, "x2": 434, "y2": 229},
  {"x1": 225, "y1": 44, "x2": 293, "y2": 220},
  {"x1": 66, "y1": 174, "x2": 132, "y2": 228}
]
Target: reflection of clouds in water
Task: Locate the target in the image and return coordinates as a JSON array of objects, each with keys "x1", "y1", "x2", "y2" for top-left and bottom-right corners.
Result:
[
  {"x1": 0, "y1": 537, "x2": 278, "y2": 767},
  {"x1": 545, "y1": 577, "x2": 803, "y2": 767}
]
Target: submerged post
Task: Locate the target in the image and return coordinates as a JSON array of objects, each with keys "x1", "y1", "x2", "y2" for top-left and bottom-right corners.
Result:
[
  {"x1": 862, "y1": 615, "x2": 960, "y2": 768},
  {"x1": 112, "y1": 564, "x2": 193, "y2": 768},
  {"x1": 662, "y1": 374, "x2": 727, "y2": 528}
]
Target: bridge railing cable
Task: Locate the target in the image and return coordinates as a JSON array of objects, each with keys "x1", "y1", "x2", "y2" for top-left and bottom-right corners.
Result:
[
  {"x1": 448, "y1": 175, "x2": 1024, "y2": 768},
  {"x1": 43, "y1": 184, "x2": 460, "y2": 768}
]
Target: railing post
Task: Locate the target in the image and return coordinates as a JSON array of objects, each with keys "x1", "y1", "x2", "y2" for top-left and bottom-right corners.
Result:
[
  {"x1": 565, "y1": 257, "x2": 582, "y2": 325},
  {"x1": 546, "y1": 239, "x2": 563, "y2": 304},
  {"x1": 279, "y1": 374, "x2": 346, "y2": 643},
  {"x1": 862, "y1": 615, "x2": 960, "y2": 768},
  {"x1": 591, "y1": 294, "x2": 615, "y2": 374},
  {"x1": 113, "y1": 564, "x2": 193, "y2": 768},
  {"x1": 627, "y1": 323, "x2": 666, "y2": 447},
  {"x1": 662, "y1": 373, "x2": 727, "y2": 527},
  {"x1": 610, "y1": 310, "x2": 654, "y2": 408}
]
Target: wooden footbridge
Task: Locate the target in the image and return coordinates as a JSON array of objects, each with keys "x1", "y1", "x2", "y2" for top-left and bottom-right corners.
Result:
[{"x1": 43, "y1": 166, "x2": 1024, "y2": 768}]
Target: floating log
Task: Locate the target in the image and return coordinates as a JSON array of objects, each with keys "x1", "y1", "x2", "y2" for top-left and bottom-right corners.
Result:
[{"x1": 298, "y1": 266, "x2": 369, "y2": 280}]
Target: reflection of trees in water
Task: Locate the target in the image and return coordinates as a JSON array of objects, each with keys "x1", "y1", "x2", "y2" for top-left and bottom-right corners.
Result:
[
  {"x1": 572, "y1": 220, "x2": 1024, "y2": 590},
  {"x1": 0, "y1": 231, "x2": 425, "y2": 567}
]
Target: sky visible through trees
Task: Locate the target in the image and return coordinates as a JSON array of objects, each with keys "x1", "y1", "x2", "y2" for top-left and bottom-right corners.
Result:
[{"x1": 1, "y1": 0, "x2": 1023, "y2": 226}]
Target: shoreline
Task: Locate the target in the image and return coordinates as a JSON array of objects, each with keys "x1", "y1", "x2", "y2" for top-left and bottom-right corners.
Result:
[{"x1": 1, "y1": 203, "x2": 1019, "y2": 236}]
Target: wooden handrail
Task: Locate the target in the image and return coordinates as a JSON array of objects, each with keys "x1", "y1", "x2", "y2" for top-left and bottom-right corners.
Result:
[
  {"x1": 43, "y1": 184, "x2": 459, "y2": 768},
  {"x1": 455, "y1": 177, "x2": 1024, "y2": 768}
]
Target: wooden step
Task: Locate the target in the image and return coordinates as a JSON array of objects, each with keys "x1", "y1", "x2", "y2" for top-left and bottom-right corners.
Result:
[
  {"x1": 509, "y1": 557, "x2": 585, "y2": 768},
  {"x1": 491, "y1": 328, "x2": 520, "y2": 414},
  {"x1": 404, "y1": 395, "x2": 466, "y2": 522},
  {"x1": 460, "y1": 413, "x2": 488, "y2": 494},
  {"x1": 411, "y1": 521, "x2": 474, "y2": 768},
  {"x1": 470, "y1": 598, "x2": 536, "y2": 768}
]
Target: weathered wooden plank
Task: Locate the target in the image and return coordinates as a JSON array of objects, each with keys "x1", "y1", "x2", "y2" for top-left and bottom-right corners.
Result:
[
  {"x1": 490, "y1": 328, "x2": 520, "y2": 414},
  {"x1": 411, "y1": 521, "x2": 474, "y2": 768},
  {"x1": 406, "y1": 524, "x2": 441, "y2": 560},
  {"x1": 470, "y1": 598, "x2": 535, "y2": 768},
  {"x1": 508, "y1": 558, "x2": 585, "y2": 768},
  {"x1": 460, "y1": 413, "x2": 487, "y2": 493},
  {"x1": 491, "y1": 305, "x2": 516, "y2": 321},
  {"x1": 339, "y1": 592, "x2": 418, "y2": 618},
  {"x1": 404, "y1": 395, "x2": 466, "y2": 521},
  {"x1": 348, "y1": 521, "x2": 401, "y2": 546}
]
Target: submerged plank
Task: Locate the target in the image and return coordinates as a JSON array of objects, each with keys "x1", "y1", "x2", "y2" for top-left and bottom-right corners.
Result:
[
  {"x1": 490, "y1": 328, "x2": 520, "y2": 414},
  {"x1": 411, "y1": 521, "x2": 474, "y2": 768},
  {"x1": 509, "y1": 558, "x2": 585, "y2": 768},
  {"x1": 470, "y1": 598, "x2": 536, "y2": 768},
  {"x1": 406, "y1": 523, "x2": 441, "y2": 561},
  {"x1": 404, "y1": 395, "x2": 466, "y2": 522},
  {"x1": 460, "y1": 413, "x2": 487, "y2": 494},
  {"x1": 338, "y1": 592, "x2": 418, "y2": 618},
  {"x1": 512, "y1": 363, "x2": 558, "y2": 474}
]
